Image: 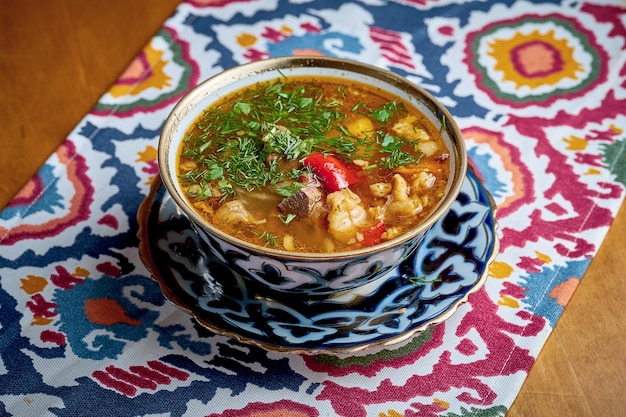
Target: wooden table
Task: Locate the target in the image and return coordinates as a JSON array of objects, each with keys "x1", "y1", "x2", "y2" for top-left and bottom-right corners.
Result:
[{"x1": 1, "y1": 2, "x2": 624, "y2": 415}]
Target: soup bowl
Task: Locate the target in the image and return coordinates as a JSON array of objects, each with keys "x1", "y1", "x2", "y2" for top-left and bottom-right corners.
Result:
[{"x1": 158, "y1": 56, "x2": 467, "y2": 298}]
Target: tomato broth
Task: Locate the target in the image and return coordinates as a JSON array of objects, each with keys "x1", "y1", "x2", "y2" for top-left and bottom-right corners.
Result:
[{"x1": 177, "y1": 76, "x2": 451, "y2": 253}]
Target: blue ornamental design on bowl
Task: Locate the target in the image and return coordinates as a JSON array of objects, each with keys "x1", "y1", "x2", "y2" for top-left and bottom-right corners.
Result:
[
  {"x1": 191, "y1": 223, "x2": 424, "y2": 296},
  {"x1": 138, "y1": 169, "x2": 498, "y2": 354}
]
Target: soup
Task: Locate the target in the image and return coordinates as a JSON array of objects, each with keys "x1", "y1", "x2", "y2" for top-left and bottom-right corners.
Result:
[{"x1": 177, "y1": 76, "x2": 451, "y2": 253}]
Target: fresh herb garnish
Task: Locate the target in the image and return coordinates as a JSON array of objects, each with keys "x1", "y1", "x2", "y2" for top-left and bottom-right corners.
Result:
[
  {"x1": 439, "y1": 114, "x2": 447, "y2": 134},
  {"x1": 253, "y1": 230, "x2": 280, "y2": 247},
  {"x1": 378, "y1": 133, "x2": 422, "y2": 169},
  {"x1": 371, "y1": 100, "x2": 399, "y2": 124},
  {"x1": 408, "y1": 275, "x2": 442, "y2": 286},
  {"x1": 180, "y1": 79, "x2": 425, "y2": 198},
  {"x1": 278, "y1": 213, "x2": 297, "y2": 224},
  {"x1": 233, "y1": 101, "x2": 252, "y2": 115},
  {"x1": 181, "y1": 80, "x2": 344, "y2": 197},
  {"x1": 276, "y1": 182, "x2": 305, "y2": 197},
  {"x1": 261, "y1": 123, "x2": 314, "y2": 160}
]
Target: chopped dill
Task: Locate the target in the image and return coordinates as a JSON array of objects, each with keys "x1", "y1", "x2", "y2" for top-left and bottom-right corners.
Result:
[
  {"x1": 377, "y1": 133, "x2": 422, "y2": 169},
  {"x1": 276, "y1": 182, "x2": 305, "y2": 197},
  {"x1": 439, "y1": 114, "x2": 447, "y2": 134},
  {"x1": 371, "y1": 100, "x2": 400, "y2": 124},
  {"x1": 278, "y1": 213, "x2": 297, "y2": 224},
  {"x1": 253, "y1": 230, "x2": 280, "y2": 247},
  {"x1": 408, "y1": 275, "x2": 443, "y2": 286},
  {"x1": 179, "y1": 78, "x2": 426, "y2": 198}
]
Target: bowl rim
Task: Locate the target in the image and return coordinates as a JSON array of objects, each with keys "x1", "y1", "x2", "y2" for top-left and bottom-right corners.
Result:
[{"x1": 158, "y1": 56, "x2": 468, "y2": 260}]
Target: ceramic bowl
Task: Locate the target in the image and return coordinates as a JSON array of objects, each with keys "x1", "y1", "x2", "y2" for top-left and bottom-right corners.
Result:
[{"x1": 158, "y1": 56, "x2": 467, "y2": 297}]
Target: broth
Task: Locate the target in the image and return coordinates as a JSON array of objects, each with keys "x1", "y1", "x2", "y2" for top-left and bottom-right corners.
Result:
[{"x1": 177, "y1": 76, "x2": 451, "y2": 253}]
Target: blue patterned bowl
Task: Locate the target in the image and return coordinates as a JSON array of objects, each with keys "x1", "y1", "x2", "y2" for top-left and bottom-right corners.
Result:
[{"x1": 158, "y1": 56, "x2": 467, "y2": 297}]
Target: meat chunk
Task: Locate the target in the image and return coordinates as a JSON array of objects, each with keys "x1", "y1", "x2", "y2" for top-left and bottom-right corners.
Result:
[{"x1": 278, "y1": 185, "x2": 324, "y2": 218}]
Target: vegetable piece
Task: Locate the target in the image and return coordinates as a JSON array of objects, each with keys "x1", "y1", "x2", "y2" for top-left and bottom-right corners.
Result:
[
  {"x1": 326, "y1": 188, "x2": 369, "y2": 244},
  {"x1": 302, "y1": 152, "x2": 360, "y2": 192},
  {"x1": 212, "y1": 200, "x2": 261, "y2": 225},
  {"x1": 360, "y1": 221, "x2": 386, "y2": 247}
]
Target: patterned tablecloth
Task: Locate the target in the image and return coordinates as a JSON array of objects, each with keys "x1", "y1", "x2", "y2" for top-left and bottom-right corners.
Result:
[{"x1": 1, "y1": 1, "x2": 624, "y2": 416}]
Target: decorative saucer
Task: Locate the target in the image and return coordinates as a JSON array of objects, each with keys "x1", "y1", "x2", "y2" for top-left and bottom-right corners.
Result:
[{"x1": 137, "y1": 170, "x2": 499, "y2": 354}]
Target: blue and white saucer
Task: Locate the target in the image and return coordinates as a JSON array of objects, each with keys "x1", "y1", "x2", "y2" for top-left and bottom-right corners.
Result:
[{"x1": 137, "y1": 170, "x2": 499, "y2": 354}]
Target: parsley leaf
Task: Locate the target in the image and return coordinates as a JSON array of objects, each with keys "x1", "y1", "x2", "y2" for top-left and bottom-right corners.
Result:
[
  {"x1": 278, "y1": 213, "x2": 297, "y2": 224},
  {"x1": 233, "y1": 101, "x2": 252, "y2": 115},
  {"x1": 372, "y1": 101, "x2": 399, "y2": 124},
  {"x1": 276, "y1": 182, "x2": 305, "y2": 197}
]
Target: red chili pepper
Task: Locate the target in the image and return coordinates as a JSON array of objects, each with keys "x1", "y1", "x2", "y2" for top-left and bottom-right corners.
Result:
[
  {"x1": 360, "y1": 221, "x2": 386, "y2": 247},
  {"x1": 302, "y1": 152, "x2": 360, "y2": 192}
]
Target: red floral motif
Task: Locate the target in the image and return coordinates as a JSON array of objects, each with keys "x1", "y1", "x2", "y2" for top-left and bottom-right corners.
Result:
[
  {"x1": 50, "y1": 265, "x2": 83, "y2": 289},
  {"x1": 369, "y1": 27, "x2": 416, "y2": 70},
  {"x1": 462, "y1": 126, "x2": 534, "y2": 219},
  {"x1": 92, "y1": 361, "x2": 190, "y2": 397},
  {"x1": 26, "y1": 294, "x2": 57, "y2": 318},
  {"x1": 206, "y1": 399, "x2": 319, "y2": 417},
  {"x1": 502, "y1": 95, "x2": 623, "y2": 257},
  {"x1": 0, "y1": 140, "x2": 94, "y2": 246},
  {"x1": 314, "y1": 289, "x2": 543, "y2": 416},
  {"x1": 97, "y1": 214, "x2": 119, "y2": 229},
  {"x1": 40, "y1": 330, "x2": 66, "y2": 346},
  {"x1": 6, "y1": 174, "x2": 44, "y2": 207},
  {"x1": 96, "y1": 261, "x2": 122, "y2": 277}
]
